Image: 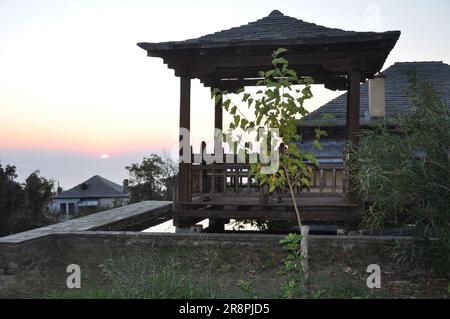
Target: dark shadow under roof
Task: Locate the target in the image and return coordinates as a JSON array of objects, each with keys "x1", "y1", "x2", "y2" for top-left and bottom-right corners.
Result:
[
  {"x1": 300, "y1": 61, "x2": 450, "y2": 127},
  {"x1": 54, "y1": 175, "x2": 129, "y2": 200}
]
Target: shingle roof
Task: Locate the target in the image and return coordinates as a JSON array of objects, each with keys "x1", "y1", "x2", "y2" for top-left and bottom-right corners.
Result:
[
  {"x1": 138, "y1": 10, "x2": 400, "y2": 51},
  {"x1": 301, "y1": 61, "x2": 450, "y2": 126},
  {"x1": 54, "y1": 175, "x2": 129, "y2": 200}
]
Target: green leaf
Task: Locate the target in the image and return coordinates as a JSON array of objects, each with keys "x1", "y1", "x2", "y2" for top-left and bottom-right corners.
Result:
[
  {"x1": 304, "y1": 153, "x2": 319, "y2": 166},
  {"x1": 269, "y1": 182, "x2": 276, "y2": 193},
  {"x1": 313, "y1": 140, "x2": 323, "y2": 150},
  {"x1": 210, "y1": 88, "x2": 220, "y2": 99},
  {"x1": 256, "y1": 115, "x2": 263, "y2": 126},
  {"x1": 265, "y1": 70, "x2": 275, "y2": 78},
  {"x1": 234, "y1": 115, "x2": 241, "y2": 128},
  {"x1": 214, "y1": 93, "x2": 222, "y2": 106},
  {"x1": 223, "y1": 99, "x2": 231, "y2": 112},
  {"x1": 272, "y1": 57, "x2": 288, "y2": 66},
  {"x1": 315, "y1": 128, "x2": 328, "y2": 139},
  {"x1": 274, "y1": 48, "x2": 288, "y2": 56}
]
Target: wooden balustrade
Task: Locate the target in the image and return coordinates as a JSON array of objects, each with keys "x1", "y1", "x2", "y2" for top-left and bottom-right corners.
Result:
[
  {"x1": 187, "y1": 149, "x2": 347, "y2": 204},
  {"x1": 174, "y1": 146, "x2": 358, "y2": 227},
  {"x1": 190, "y1": 162, "x2": 346, "y2": 197}
]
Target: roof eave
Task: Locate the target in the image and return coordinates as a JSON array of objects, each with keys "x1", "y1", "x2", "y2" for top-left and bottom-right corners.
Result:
[
  {"x1": 137, "y1": 31, "x2": 401, "y2": 54},
  {"x1": 53, "y1": 194, "x2": 129, "y2": 200}
]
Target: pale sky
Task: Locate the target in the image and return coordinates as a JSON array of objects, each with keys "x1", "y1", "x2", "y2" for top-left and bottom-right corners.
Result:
[{"x1": 1, "y1": 0, "x2": 449, "y2": 188}]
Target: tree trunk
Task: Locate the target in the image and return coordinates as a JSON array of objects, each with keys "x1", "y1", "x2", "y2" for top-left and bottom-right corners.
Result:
[
  {"x1": 284, "y1": 166, "x2": 310, "y2": 294},
  {"x1": 284, "y1": 167, "x2": 302, "y2": 228},
  {"x1": 300, "y1": 225, "x2": 310, "y2": 294}
]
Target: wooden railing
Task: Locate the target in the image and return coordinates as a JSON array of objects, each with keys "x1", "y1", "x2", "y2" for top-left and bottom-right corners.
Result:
[{"x1": 188, "y1": 155, "x2": 347, "y2": 201}]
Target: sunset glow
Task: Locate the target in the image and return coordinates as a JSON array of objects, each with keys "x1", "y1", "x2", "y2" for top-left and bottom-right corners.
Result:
[{"x1": 1, "y1": 0, "x2": 449, "y2": 187}]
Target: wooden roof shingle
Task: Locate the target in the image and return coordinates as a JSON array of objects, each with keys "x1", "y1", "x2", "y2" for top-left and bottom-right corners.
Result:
[{"x1": 138, "y1": 10, "x2": 400, "y2": 51}]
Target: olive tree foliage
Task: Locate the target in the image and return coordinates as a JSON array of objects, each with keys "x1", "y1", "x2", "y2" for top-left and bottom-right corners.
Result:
[
  {"x1": 0, "y1": 164, "x2": 23, "y2": 234},
  {"x1": 126, "y1": 153, "x2": 178, "y2": 202},
  {"x1": 347, "y1": 72, "x2": 450, "y2": 273},
  {"x1": 212, "y1": 48, "x2": 325, "y2": 228}
]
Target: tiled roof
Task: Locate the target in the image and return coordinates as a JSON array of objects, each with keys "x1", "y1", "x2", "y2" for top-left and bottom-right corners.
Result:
[
  {"x1": 138, "y1": 10, "x2": 400, "y2": 51},
  {"x1": 54, "y1": 175, "x2": 129, "y2": 199},
  {"x1": 301, "y1": 61, "x2": 450, "y2": 126}
]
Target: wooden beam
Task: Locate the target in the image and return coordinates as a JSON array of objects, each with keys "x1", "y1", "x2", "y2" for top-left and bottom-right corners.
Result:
[
  {"x1": 346, "y1": 69, "x2": 361, "y2": 144},
  {"x1": 174, "y1": 208, "x2": 362, "y2": 223},
  {"x1": 178, "y1": 76, "x2": 191, "y2": 202}
]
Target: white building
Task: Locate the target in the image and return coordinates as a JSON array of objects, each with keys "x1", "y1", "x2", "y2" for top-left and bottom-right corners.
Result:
[{"x1": 50, "y1": 175, "x2": 130, "y2": 219}]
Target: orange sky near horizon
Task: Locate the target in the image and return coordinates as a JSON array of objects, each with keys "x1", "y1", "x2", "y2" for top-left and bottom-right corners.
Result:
[{"x1": 1, "y1": 0, "x2": 450, "y2": 183}]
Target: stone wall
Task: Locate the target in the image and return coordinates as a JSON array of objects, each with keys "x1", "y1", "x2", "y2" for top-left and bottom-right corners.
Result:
[{"x1": 1, "y1": 231, "x2": 413, "y2": 278}]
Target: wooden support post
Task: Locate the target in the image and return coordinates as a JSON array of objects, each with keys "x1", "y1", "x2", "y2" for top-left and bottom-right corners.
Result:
[
  {"x1": 346, "y1": 69, "x2": 361, "y2": 145},
  {"x1": 214, "y1": 92, "x2": 223, "y2": 157},
  {"x1": 178, "y1": 76, "x2": 191, "y2": 203}
]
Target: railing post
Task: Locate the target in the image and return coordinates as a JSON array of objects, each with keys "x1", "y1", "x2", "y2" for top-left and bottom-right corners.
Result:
[
  {"x1": 211, "y1": 168, "x2": 216, "y2": 194},
  {"x1": 260, "y1": 184, "x2": 269, "y2": 206},
  {"x1": 332, "y1": 168, "x2": 337, "y2": 194},
  {"x1": 319, "y1": 169, "x2": 324, "y2": 193}
]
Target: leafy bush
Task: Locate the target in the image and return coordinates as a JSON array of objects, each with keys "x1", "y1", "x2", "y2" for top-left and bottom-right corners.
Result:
[
  {"x1": 279, "y1": 233, "x2": 306, "y2": 298},
  {"x1": 0, "y1": 165, "x2": 55, "y2": 235},
  {"x1": 348, "y1": 71, "x2": 450, "y2": 273}
]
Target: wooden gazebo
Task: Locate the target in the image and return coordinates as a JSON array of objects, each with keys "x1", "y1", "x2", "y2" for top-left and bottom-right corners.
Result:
[{"x1": 138, "y1": 10, "x2": 400, "y2": 230}]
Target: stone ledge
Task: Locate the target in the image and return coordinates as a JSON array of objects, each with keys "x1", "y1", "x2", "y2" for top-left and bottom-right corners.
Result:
[{"x1": 0, "y1": 201, "x2": 172, "y2": 244}]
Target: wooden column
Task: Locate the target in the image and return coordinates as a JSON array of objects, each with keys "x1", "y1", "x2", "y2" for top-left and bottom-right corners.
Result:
[
  {"x1": 346, "y1": 69, "x2": 361, "y2": 144},
  {"x1": 214, "y1": 93, "x2": 223, "y2": 131},
  {"x1": 214, "y1": 92, "x2": 223, "y2": 157},
  {"x1": 178, "y1": 76, "x2": 191, "y2": 203}
]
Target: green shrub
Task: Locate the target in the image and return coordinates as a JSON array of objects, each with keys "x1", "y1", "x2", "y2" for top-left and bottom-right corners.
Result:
[{"x1": 348, "y1": 71, "x2": 450, "y2": 274}]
